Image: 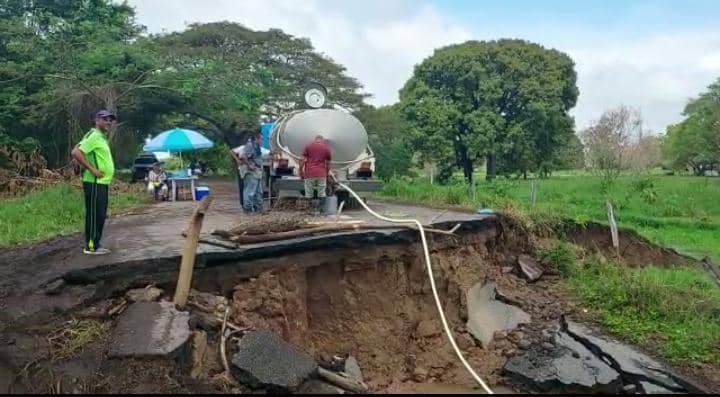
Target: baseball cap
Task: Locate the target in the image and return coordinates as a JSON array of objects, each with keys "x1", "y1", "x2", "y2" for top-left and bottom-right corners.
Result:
[{"x1": 95, "y1": 110, "x2": 116, "y2": 120}]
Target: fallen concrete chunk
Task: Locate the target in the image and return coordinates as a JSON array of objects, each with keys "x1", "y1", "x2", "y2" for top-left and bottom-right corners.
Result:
[
  {"x1": 231, "y1": 330, "x2": 317, "y2": 391},
  {"x1": 517, "y1": 255, "x2": 544, "y2": 282},
  {"x1": 564, "y1": 320, "x2": 687, "y2": 393},
  {"x1": 109, "y1": 302, "x2": 191, "y2": 358},
  {"x1": 344, "y1": 356, "x2": 363, "y2": 383},
  {"x1": 504, "y1": 330, "x2": 622, "y2": 393},
  {"x1": 466, "y1": 282, "x2": 531, "y2": 347},
  {"x1": 297, "y1": 379, "x2": 346, "y2": 394},
  {"x1": 125, "y1": 287, "x2": 163, "y2": 303}
]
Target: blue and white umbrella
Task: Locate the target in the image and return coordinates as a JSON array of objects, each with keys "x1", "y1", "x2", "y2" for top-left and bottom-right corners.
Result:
[{"x1": 143, "y1": 128, "x2": 214, "y2": 152}]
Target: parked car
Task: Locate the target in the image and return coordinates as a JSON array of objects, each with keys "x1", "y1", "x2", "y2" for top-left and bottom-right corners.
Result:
[{"x1": 130, "y1": 152, "x2": 160, "y2": 183}]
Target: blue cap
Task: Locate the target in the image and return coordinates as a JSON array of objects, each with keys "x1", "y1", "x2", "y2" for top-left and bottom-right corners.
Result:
[{"x1": 95, "y1": 110, "x2": 116, "y2": 119}]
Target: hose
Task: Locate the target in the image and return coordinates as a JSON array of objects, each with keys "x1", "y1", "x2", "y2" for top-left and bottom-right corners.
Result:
[{"x1": 337, "y1": 182, "x2": 494, "y2": 394}]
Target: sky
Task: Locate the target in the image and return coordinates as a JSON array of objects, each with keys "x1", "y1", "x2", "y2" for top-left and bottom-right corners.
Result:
[{"x1": 126, "y1": 0, "x2": 720, "y2": 133}]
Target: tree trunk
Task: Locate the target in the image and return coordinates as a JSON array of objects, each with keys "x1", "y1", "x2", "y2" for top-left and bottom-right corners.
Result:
[
  {"x1": 486, "y1": 153, "x2": 497, "y2": 181},
  {"x1": 458, "y1": 144, "x2": 474, "y2": 184}
]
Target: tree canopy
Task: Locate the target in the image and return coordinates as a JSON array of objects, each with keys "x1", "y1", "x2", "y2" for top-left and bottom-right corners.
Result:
[
  {"x1": 399, "y1": 39, "x2": 578, "y2": 182},
  {"x1": 0, "y1": 1, "x2": 367, "y2": 168},
  {"x1": 663, "y1": 78, "x2": 720, "y2": 175}
]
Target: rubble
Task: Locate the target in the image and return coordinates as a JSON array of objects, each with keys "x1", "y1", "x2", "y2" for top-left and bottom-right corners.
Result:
[
  {"x1": 108, "y1": 302, "x2": 191, "y2": 358},
  {"x1": 125, "y1": 286, "x2": 163, "y2": 303},
  {"x1": 344, "y1": 356, "x2": 363, "y2": 383},
  {"x1": 466, "y1": 282, "x2": 531, "y2": 347},
  {"x1": 564, "y1": 320, "x2": 689, "y2": 394},
  {"x1": 517, "y1": 255, "x2": 544, "y2": 282},
  {"x1": 231, "y1": 330, "x2": 317, "y2": 391},
  {"x1": 504, "y1": 329, "x2": 622, "y2": 393}
]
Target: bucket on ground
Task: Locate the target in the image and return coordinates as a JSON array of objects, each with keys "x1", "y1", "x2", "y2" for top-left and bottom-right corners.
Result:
[
  {"x1": 323, "y1": 195, "x2": 338, "y2": 215},
  {"x1": 195, "y1": 186, "x2": 210, "y2": 201}
]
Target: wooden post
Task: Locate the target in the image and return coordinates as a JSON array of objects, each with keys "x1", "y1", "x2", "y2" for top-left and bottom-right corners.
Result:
[
  {"x1": 530, "y1": 179, "x2": 538, "y2": 207},
  {"x1": 606, "y1": 199, "x2": 619, "y2": 258},
  {"x1": 174, "y1": 197, "x2": 212, "y2": 308}
]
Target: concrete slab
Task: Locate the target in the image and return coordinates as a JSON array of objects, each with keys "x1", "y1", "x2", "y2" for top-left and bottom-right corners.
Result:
[
  {"x1": 504, "y1": 330, "x2": 622, "y2": 393},
  {"x1": 466, "y1": 282, "x2": 531, "y2": 347},
  {"x1": 108, "y1": 302, "x2": 191, "y2": 358},
  {"x1": 231, "y1": 330, "x2": 318, "y2": 391}
]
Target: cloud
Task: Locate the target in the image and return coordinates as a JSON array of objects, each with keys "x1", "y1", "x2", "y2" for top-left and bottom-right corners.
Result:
[
  {"x1": 128, "y1": 0, "x2": 471, "y2": 106},
  {"x1": 127, "y1": 0, "x2": 720, "y2": 133},
  {"x1": 567, "y1": 32, "x2": 720, "y2": 132}
]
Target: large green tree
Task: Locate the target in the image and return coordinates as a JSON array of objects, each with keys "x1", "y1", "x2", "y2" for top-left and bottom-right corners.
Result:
[
  {"x1": 663, "y1": 78, "x2": 720, "y2": 175},
  {"x1": 154, "y1": 22, "x2": 368, "y2": 148},
  {"x1": 399, "y1": 39, "x2": 578, "y2": 182},
  {"x1": 355, "y1": 105, "x2": 414, "y2": 180}
]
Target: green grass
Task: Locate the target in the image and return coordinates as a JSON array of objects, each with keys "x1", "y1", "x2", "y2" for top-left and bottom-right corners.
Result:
[
  {"x1": 539, "y1": 243, "x2": 720, "y2": 367},
  {"x1": 0, "y1": 183, "x2": 148, "y2": 247},
  {"x1": 379, "y1": 174, "x2": 720, "y2": 261}
]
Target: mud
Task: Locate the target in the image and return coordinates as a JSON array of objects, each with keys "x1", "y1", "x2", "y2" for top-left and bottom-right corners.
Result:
[{"x1": 0, "y1": 209, "x2": 716, "y2": 394}]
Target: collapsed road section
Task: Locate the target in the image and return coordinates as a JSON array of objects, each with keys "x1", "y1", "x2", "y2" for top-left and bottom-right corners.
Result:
[{"x1": 0, "y1": 202, "x2": 712, "y2": 394}]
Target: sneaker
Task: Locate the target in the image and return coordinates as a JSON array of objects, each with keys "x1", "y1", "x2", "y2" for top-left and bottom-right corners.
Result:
[{"x1": 83, "y1": 247, "x2": 111, "y2": 255}]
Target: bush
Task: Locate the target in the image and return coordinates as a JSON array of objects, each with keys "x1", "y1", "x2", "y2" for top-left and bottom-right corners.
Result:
[{"x1": 540, "y1": 242, "x2": 578, "y2": 277}]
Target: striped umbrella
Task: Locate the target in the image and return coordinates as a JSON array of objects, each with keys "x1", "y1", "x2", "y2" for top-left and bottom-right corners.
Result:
[{"x1": 143, "y1": 128, "x2": 214, "y2": 152}]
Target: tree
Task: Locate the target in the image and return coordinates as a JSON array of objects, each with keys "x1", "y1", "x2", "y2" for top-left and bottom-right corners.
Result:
[
  {"x1": 154, "y1": 22, "x2": 368, "y2": 148},
  {"x1": 399, "y1": 39, "x2": 578, "y2": 182},
  {"x1": 663, "y1": 78, "x2": 720, "y2": 175},
  {"x1": 582, "y1": 105, "x2": 644, "y2": 180},
  {"x1": 355, "y1": 105, "x2": 414, "y2": 180},
  {"x1": 553, "y1": 133, "x2": 585, "y2": 170}
]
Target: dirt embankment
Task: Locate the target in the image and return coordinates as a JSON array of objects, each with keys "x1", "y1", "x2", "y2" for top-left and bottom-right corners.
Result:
[{"x1": 0, "y1": 214, "x2": 714, "y2": 394}]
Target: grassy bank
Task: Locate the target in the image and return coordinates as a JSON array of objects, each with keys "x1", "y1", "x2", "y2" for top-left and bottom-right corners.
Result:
[
  {"x1": 543, "y1": 243, "x2": 720, "y2": 367},
  {"x1": 379, "y1": 174, "x2": 720, "y2": 261},
  {"x1": 0, "y1": 183, "x2": 148, "y2": 247}
]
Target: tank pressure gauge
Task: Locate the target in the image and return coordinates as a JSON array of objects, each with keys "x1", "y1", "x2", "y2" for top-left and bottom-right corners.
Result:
[{"x1": 303, "y1": 82, "x2": 327, "y2": 108}]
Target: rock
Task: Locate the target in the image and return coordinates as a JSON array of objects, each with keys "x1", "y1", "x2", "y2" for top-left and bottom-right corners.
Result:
[
  {"x1": 493, "y1": 330, "x2": 508, "y2": 341},
  {"x1": 108, "y1": 302, "x2": 191, "y2": 358},
  {"x1": 623, "y1": 384, "x2": 638, "y2": 394},
  {"x1": 541, "y1": 342, "x2": 554, "y2": 351},
  {"x1": 466, "y1": 282, "x2": 531, "y2": 348},
  {"x1": 517, "y1": 255, "x2": 544, "y2": 282},
  {"x1": 297, "y1": 379, "x2": 345, "y2": 394},
  {"x1": 501, "y1": 266, "x2": 515, "y2": 274},
  {"x1": 639, "y1": 381, "x2": 681, "y2": 394},
  {"x1": 76, "y1": 300, "x2": 114, "y2": 319},
  {"x1": 44, "y1": 279, "x2": 64, "y2": 295},
  {"x1": 344, "y1": 356, "x2": 363, "y2": 382},
  {"x1": 456, "y1": 333, "x2": 475, "y2": 351},
  {"x1": 412, "y1": 367, "x2": 429, "y2": 382},
  {"x1": 517, "y1": 340, "x2": 532, "y2": 350},
  {"x1": 416, "y1": 320, "x2": 441, "y2": 338},
  {"x1": 231, "y1": 330, "x2": 317, "y2": 391},
  {"x1": 503, "y1": 349, "x2": 518, "y2": 358},
  {"x1": 125, "y1": 287, "x2": 163, "y2": 303},
  {"x1": 190, "y1": 330, "x2": 220, "y2": 380},
  {"x1": 504, "y1": 331, "x2": 622, "y2": 394},
  {"x1": 564, "y1": 320, "x2": 688, "y2": 393}
]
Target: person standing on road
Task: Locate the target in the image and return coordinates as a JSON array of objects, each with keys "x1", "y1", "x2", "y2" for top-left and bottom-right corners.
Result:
[
  {"x1": 300, "y1": 134, "x2": 332, "y2": 211},
  {"x1": 70, "y1": 110, "x2": 116, "y2": 255},
  {"x1": 231, "y1": 132, "x2": 264, "y2": 214}
]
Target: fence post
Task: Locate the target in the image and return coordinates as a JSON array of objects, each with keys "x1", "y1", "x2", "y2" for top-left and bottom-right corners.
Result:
[
  {"x1": 530, "y1": 179, "x2": 538, "y2": 207},
  {"x1": 606, "y1": 199, "x2": 619, "y2": 258}
]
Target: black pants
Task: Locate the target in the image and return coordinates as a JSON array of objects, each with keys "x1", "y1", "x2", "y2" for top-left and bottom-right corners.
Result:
[{"x1": 83, "y1": 182, "x2": 109, "y2": 250}]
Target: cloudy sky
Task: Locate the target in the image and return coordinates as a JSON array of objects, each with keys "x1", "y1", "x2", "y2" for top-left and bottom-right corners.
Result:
[{"x1": 127, "y1": 0, "x2": 720, "y2": 133}]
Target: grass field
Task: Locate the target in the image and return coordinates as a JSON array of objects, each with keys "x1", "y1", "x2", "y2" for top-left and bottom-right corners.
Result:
[
  {"x1": 0, "y1": 183, "x2": 148, "y2": 247},
  {"x1": 542, "y1": 242, "x2": 720, "y2": 367},
  {"x1": 379, "y1": 173, "x2": 720, "y2": 261},
  {"x1": 381, "y1": 173, "x2": 720, "y2": 368}
]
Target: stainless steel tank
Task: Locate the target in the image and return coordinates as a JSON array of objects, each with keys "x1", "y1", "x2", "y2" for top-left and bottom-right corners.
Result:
[{"x1": 271, "y1": 109, "x2": 369, "y2": 166}]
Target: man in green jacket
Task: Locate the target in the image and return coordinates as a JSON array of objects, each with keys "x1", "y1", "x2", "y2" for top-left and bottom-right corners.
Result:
[{"x1": 71, "y1": 110, "x2": 117, "y2": 255}]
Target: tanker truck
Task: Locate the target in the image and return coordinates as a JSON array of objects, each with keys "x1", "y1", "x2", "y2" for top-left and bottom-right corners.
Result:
[{"x1": 263, "y1": 84, "x2": 382, "y2": 206}]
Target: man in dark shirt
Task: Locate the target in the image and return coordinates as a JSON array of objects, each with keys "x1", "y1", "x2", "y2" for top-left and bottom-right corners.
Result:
[{"x1": 300, "y1": 134, "x2": 332, "y2": 204}]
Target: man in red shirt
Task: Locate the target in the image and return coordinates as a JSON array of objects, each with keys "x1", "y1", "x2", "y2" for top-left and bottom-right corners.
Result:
[{"x1": 300, "y1": 134, "x2": 332, "y2": 203}]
